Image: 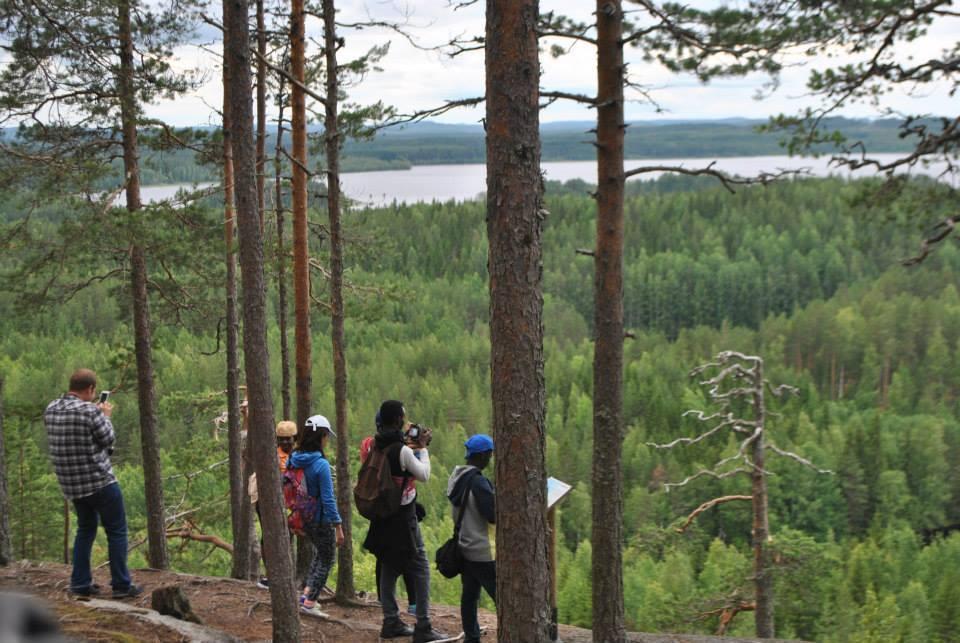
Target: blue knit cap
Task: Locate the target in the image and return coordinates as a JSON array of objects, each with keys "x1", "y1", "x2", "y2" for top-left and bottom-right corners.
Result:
[{"x1": 465, "y1": 434, "x2": 494, "y2": 458}]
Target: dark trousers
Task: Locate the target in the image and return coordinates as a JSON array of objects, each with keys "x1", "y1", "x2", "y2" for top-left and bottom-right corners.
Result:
[
  {"x1": 375, "y1": 557, "x2": 415, "y2": 606},
  {"x1": 71, "y1": 482, "x2": 131, "y2": 591},
  {"x1": 380, "y1": 518, "x2": 431, "y2": 627},
  {"x1": 461, "y1": 559, "x2": 496, "y2": 641},
  {"x1": 303, "y1": 522, "x2": 336, "y2": 601}
]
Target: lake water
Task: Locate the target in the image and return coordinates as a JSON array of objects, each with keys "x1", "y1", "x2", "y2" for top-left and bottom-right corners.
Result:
[{"x1": 140, "y1": 154, "x2": 951, "y2": 208}]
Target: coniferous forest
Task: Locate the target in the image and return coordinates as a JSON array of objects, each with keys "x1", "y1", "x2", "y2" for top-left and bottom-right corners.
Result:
[{"x1": 3, "y1": 174, "x2": 960, "y2": 641}]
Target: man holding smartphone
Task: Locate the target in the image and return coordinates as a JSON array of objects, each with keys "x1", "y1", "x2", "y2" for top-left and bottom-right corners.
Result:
[{"x1": 44, "y1": 369, "x2": 141, "y2": 599}]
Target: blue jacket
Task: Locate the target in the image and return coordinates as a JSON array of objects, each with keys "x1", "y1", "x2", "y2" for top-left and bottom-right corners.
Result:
[{"x1": 288, "y1": 450, "x2": 342, "y2": 524}]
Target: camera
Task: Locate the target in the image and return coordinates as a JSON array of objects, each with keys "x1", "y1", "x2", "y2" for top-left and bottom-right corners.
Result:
[
  {"x1": 405, "y1": 423, "x2": 421, "y2": 442},
  {"x1": 99, "y1": 391, "x2": 110, "y2": 404},
  {"x1": 404, "y1": 423, "x2": 432, "y2": 447}
]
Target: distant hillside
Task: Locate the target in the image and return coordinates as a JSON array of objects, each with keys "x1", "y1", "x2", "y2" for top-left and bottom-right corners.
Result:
[
  {"x1": 343, "y1": 117, "x2": 914, "y2": 165},
  {"x1": 0, "y1": 117, "x2": 918, "y2": 185}
]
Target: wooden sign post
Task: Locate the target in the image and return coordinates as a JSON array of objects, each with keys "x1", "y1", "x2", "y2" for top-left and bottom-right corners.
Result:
[{"x1": 547, "y1": 477, "x2": 572, "y2": 642}]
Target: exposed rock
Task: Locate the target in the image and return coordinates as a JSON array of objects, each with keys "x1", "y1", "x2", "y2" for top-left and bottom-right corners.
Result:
[{"x1": 151, "y1": 584, "x2": 203, "y2": 624}]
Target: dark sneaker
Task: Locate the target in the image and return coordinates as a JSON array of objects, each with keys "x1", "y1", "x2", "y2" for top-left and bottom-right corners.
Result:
[
  {"x1": 112, "y1": 584, "x2": 144, "y2": 599},
  {"x1": 256, "y1": 578, "x2": 269, "y2": 590},
  {"x1": 70, "y1": 584, "x2": 101, "y2": 597},
  {"x1": 413, "y1": 623, "x2": 452, "y2": 643},
  {"x1": 379, "y1": 618, "x2": 414, "y2": 638}
]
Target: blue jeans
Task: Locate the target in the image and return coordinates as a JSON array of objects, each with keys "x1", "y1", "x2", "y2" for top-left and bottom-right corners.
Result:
[
  {"x1": 461, "y1": 560, "x2": 496, "y2": 641},
  {"x1": 71, "y1": 482, "x2": 132, "y2": 592}
]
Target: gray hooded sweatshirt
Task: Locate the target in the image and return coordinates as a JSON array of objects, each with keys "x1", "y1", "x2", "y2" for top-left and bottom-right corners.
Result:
[{"x1": 447, "y1": 464, "x2": 496, "y2": 562}]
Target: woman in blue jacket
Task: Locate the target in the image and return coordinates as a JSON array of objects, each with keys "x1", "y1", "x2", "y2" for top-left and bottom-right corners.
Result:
[{"x1": 289, "y1": 414, "x2": 343, "y2": 617}]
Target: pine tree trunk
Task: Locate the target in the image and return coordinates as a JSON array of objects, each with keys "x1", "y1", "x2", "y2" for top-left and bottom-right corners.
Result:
[
  {"x1": 592, "y1": 2, "x2": 626, "y2": 641},
  {"x1": 290, "y1": 0, "x2": 311, "y2": 431},
  {"x1": 0, "y1": 378, "x2": 12, "y2": 566},
  {"x1": 752, "y1": 360, "x2": 774, "y2": 638},
  {"x1": 274, "y1": 84, "x2": 292, "y2": 422},
  {"x1": 289, "y1": 0, "x2": 315, "y2": 580},
  {"x1": 320, "y1": 0, "x2": 354, "y2": 601},
  {"x1": 224, "y1": 52, "x2": 254, "y2": 580},
  {"x1": 485, "y1": 1, "x2": 551, "y2": 641},
  {"x1": 256, "y1": 0, "x2": 267, "y2": 231},
  {"x1": 223, "y1": 0, "x2": 300, "y2": 636},
  {"x1": 119, "y1": 0, "x2": 168, "y2": 570}
]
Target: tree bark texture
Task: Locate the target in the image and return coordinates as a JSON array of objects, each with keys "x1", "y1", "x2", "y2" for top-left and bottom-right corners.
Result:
[
  {"x1": 223, "y1": 50, "x2": 254, "y2": 581},
  {"x1": 320, "y1": 0, "x2": 354, "y2": 600},
  {"x1": 274, "y1": 86, "x2": 292, "y2": 422},
  {"x1": 290, "y1": 0, "x2": 312, "y2": 432},
  {"x1": 223, "y1": 0, "x2": 300, "y2": 637},
  {"x1": 592, "y1": 2, "x2": 626, "y2": 641},
  {"x1": 485, "y1": 1, "x2": 551, "y2": 641},
  {"x1": 119, "y1": 0, "x2": 168, "y2": 570},
  {"x1": 0, "y1": 378, "x2": 12, "y2": 566},
  {"x1": 256, "y1": 0, "x2": 267, "y2": 231},
  {"x1": 752, "y1": 360, "x2": 774, "y2": 638}
]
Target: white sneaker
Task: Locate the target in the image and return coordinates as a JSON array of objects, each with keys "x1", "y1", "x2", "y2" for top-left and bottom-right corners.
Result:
[{"x1": 299, "y1": 602, "x2": 329, "y2": 618}]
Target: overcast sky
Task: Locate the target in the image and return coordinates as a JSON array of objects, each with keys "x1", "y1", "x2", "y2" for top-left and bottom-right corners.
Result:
[{"x1": 152, "y1": 0, "x2": 959, "y2": 128}]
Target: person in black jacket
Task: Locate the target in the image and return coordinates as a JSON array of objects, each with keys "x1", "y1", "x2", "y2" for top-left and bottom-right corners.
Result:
[
  {"x1": 362, "y1": 400, "x2": 448, "y2": 643},
  {"x1": 446, "y1": 434, "x2": 495, "y2": 643}
]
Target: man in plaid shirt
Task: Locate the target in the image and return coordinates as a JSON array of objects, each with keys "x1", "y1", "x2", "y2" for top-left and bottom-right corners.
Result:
[{"x1": 44, "y1": 369, "x2": 141, "y2": 599}]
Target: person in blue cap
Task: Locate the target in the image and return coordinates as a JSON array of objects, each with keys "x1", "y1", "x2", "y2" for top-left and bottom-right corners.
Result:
[{"x1": 446, "y1": 434, "x2": 496, "y2": 643}]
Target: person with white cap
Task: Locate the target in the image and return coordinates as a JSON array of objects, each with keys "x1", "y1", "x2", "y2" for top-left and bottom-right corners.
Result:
[
  {"x1": 446, "y1": 434, "x2": 496, "y2": 643},
  {"x1": 287, "y1": 414, "x2": 343, "y2": 616}
]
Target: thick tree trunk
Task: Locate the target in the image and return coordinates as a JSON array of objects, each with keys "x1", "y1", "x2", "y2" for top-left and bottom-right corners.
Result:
[
  {"x1": 752, "y1": 360, "x2": 774, "y2": 638},
  {"x1": 0, "y1": 378, "x2": 12, "y2": 566},
  {"x1": 290, "y1": 0, "x2": 311, "y2": 431},
  {"x1": 592, "y1": 2, "x2": 626, "y2": 641},
  {"x1": 320, "y1": 0, "x2": 354, "y2": 601},
  {"x1": 485, "y1": 2, "x2": 551, "y2": 641},
  {"x1": 224, "y1": 50, "x2": 254, "y2": 581},
  {"x1": 274, "y1": 84, "x2": 292, "y2": 422},
  {"x1": 119, "y1": 0, "x2": 168, "y2": 570},
  {"x1": 223, "y1": 0, "x2": 300, "y2": 637}
]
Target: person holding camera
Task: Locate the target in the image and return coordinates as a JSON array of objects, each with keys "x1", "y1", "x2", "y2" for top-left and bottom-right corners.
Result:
[
  {"x1": 362, "y1": 400, "x2": 449, "y2": 642},
  {"x1": 43, "y1": 369, "x2": 140, "y2": 599}
]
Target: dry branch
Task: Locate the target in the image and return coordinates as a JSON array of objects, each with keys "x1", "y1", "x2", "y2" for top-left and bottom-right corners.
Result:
[{"x1": 676, "y1": 495, "x2": 752, "y2": 533}]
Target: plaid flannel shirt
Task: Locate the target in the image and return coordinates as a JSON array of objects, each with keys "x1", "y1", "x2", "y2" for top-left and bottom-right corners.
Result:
[{"x1": 44, "y1": 393, "x2": 116, "y2": 500}]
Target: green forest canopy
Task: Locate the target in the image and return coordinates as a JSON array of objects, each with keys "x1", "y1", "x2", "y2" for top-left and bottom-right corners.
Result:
[{"x1": 2, "y1": 175, "x2": 959, "y2": 642}]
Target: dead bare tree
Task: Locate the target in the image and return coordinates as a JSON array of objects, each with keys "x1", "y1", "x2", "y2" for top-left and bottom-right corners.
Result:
[{"x1": 650, "y1": 351, "x2": 830, "y2": 638}]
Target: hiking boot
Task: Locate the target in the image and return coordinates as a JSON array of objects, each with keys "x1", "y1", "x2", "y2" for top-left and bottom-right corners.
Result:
[
  {"x1": 70, "y1": 583, "x2": 101, "y2": 597},
  {"x1": 379, "y1": 618, "x2": 414, "y2": 638},
  {"x1": 256, "y1": 577, "x2": 269, "y2": 590},
  {"x1": 413, "y1": 623, "x2": 451, "y2": 643},
  {"x1": 407, "y1": 602, "x2": 417, "y2": 616},
  {"x1": 111, "y1": 584, "x2": 143, "y2": 599}
]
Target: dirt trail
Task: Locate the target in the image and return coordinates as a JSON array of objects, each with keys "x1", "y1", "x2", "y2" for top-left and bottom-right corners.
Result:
[{"x1": 0, "y1": 561, "x2": 800, "y2": 642}]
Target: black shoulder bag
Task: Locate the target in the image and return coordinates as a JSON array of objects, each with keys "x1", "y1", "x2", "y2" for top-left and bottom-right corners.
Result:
[{"x1": 435, "y1": 470, "x2": 479, "y2": 578}]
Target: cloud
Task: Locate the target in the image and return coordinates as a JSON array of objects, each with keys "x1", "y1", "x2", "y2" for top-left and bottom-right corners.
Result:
[{"x1": 143, "y1": 0, "x2": 960, "y2": 127}]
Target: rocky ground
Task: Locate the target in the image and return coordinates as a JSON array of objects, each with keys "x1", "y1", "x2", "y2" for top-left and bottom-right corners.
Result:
[{"x1": 0, "y1": 560, "x2": 801, "y2": 642}]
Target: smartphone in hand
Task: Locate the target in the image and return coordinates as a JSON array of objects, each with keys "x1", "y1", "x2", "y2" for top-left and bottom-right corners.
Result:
[{"x1": 99, "y1": 391, "x2": 110, "y2": 404}]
